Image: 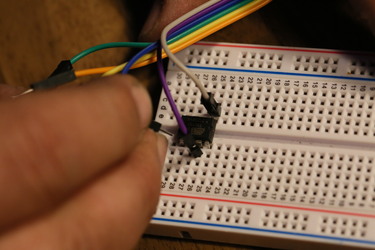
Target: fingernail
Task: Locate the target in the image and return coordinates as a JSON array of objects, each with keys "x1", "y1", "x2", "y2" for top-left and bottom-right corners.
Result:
[
  {"x1": 129, "y1": 84, "x2": 152, "y2": 129},
  {"x1": 156, "y1": 133, "x2": 168, "y2": 166}
]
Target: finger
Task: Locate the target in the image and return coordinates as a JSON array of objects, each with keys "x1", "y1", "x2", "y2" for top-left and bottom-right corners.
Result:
[
  {"x1": 0, "y1": 84, "x2": 26, "y2": 99},
  {"x1": 139, "y1": 0, "x2": 208, "y2": 41},
  {"x1": 349, "y1": 0, "x2": 375, "y2": 36},
  {"x1": 0, "y1": 75, "x2": 152, "y2": 229},
  {"x1": 0, "y1": 130, "x2": 168, "y2": 250}
]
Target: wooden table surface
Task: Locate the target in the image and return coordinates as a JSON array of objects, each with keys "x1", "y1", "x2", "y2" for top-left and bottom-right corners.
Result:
[{"x1": 1, "y1": 0, "x2": 374, "y2": 249}]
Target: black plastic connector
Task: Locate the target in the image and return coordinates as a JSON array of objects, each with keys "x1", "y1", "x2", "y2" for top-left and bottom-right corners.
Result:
[
  {"x1": 30, "y1": 60, "x2": 76, "y2": 91},
  {"x1": 149, "y1": 120, "x2": 174, "y2": 137},
  {"x1": 31, "y1": 71, "x2": 76, "y2": 90},
  {"x1": 180, "y1": 133, "x2": 203, "y2": 158},
  {"x1": 201, "y1": 92, "x2": 221, "y2": 117},
  {"x1": 49, "y1": 60, "x2": 73, "y2": 77},
  {"x1": 149, "y1": 120, "x2": 162, "y2": 132}
]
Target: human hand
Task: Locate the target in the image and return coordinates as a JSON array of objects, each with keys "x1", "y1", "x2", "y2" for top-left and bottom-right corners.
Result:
[
  {"x1": 140, "y1": 0, "x2": 209, "y2": 41},
  {"x1": 0, "y1": 75, "x2": 167, "y2": 249},
  {"x1": 349, "y1": 0, "x2": 375, "y2": 36}
]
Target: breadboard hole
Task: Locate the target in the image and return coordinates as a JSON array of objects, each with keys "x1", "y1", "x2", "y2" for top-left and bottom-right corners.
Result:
[
  {"x1": 320, "y1": 216, "x2": 369, "y2": 238},
  {"x1": 162, "y1": 142, "x2": 375, "y2": 210},
  {"x1": 186, "y1": 48, "x2": 229, "y2": 66},
  {"x1": 292, "y1": 55, "x2": 338, "y2": 74},
  {"x1": 156, "y1": 42, "x2": 375, "y2": 248},
  {"x1": 261, "y1": 210, "x2": 308, "y2": 231},
  {"x1": 156, "y1": 199, "x2": 195, "y2": 219},
  {"x1": 238, "y1": 51, "x2": 283, "y2": 69},
  {"x1": 168, "y1": 73, "x2": 375, "y2": 140},
  {"x1": 204, "y1": 204, "x2": 251, "y2": 225},
  {"x1": 348, "y1": 59, "x2": 375, "y2": 77}
]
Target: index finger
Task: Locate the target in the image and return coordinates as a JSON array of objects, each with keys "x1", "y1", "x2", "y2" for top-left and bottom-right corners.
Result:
[{"x1": 0, "y1": 75, "x2": 152, "y2": 229}]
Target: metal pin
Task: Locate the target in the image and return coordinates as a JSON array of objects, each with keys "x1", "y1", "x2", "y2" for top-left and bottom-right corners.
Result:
[
  {"x1": 12, "y1": 88, "x2": 34, "y2": 98},
  {"x1": 159, "y1": 128, "x2": 174, "y2": 137}
]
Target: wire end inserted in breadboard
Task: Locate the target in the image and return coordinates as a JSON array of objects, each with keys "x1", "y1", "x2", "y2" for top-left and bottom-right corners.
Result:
[{"x1": 151, "y1": 42, "x2": 375, "y2": 249}]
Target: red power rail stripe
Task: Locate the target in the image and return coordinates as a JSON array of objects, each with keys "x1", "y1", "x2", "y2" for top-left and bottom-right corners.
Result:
[
  {"x1": 161, "y1": 193, "x2": 375, "y2": 219},
  {"x1": 163, "y1": 42, "x2": 375, "y2": 219},
  {"x1": 196, "y1": 42, "x2": 375, "y2": 56}
]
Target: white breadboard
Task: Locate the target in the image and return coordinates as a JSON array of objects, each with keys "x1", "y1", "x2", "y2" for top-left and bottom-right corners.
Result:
[{"x1": 149, "y1": 42, "x2": 375, "y2": 249}]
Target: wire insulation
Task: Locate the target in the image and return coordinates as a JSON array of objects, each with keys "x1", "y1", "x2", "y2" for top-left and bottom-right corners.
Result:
[
  {"x1": 169, "y1": 0, "x2": 237, "y2": 36},
  {"x1": 73, "y1": 0, "x2": 272, "y2": 77},
  {"x1": 160, "y1": 0, "x2": 222, "y2": 100},
  {"x1": 70, "y1": 42, "x2": 151, "y2": 64},
  {"x1": 156, "y1": 42, "x2": 188, "y2": 134},
  {"x1": 121, "y1": 43, "x2": 157, "y2": 74},
  {"x1": 134, "y1": 0, "x2": 271, "y2": 69}
]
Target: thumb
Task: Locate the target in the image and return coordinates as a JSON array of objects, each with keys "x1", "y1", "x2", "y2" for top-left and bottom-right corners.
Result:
[
  {"x1": 139, "y1": 0, "x2": 208, "y2": 41},
  {"x1": 0, "y1": 75, "x2": 152, "y2": 229}
]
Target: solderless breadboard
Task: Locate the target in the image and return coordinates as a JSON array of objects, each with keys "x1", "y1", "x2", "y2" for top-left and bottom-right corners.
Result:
[{"x1": 149, "y1": 42, "x2": 375, "y2": 249}]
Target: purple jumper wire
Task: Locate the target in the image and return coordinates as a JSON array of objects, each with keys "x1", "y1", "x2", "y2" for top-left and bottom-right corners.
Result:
[
  {"x1": 169, "y1": 0, "x2": 234, "y2": 35},
  {"x1": 160, "y1": 0, "x2": 232, "y2": 134}
]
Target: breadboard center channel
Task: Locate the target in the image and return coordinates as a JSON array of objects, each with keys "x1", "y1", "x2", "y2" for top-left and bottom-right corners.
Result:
[{"x1": 152, "y1": 42, "x2": 375, "y2": 249}]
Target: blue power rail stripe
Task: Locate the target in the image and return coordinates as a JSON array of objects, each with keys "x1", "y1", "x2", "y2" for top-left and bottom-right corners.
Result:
[
  {"x1": 153, "y1": 217, "x2": 375, "y2": 246},
  {"x1": 186, "y1": 65, "x2": 375, "y2": 82}
]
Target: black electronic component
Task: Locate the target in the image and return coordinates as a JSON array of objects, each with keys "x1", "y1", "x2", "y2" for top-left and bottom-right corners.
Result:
[
  {"x1": 180, "y1": 133, "x2": 203, "y2": 158},
  {"x1": 179, "y1": 115, "x2": 218, "y2": 149},
  {"x1": 201, "y1": 92, "x2": 221, "y2": 117}
]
